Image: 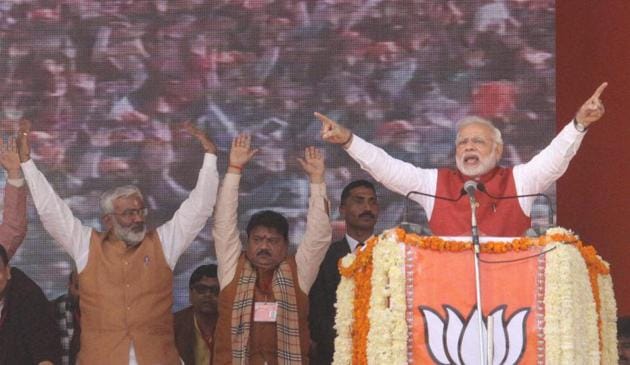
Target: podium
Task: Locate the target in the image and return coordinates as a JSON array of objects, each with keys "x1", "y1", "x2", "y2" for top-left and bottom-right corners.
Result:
[{"x1": 332, "y1": 227, "x2": 617, "y2": 364}]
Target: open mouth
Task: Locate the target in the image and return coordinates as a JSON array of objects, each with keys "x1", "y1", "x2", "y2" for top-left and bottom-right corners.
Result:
[{"x1": 463, "y1": 155, "x2": 479, "y2": 164}]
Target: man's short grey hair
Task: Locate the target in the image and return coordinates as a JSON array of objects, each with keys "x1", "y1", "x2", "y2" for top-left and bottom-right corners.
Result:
[
  {"x1": 100, "y1": 185, "x2": 144, "y2": 215},
  {"x1": 456, "y1": 116, "x2": 503, "y2": 145}
]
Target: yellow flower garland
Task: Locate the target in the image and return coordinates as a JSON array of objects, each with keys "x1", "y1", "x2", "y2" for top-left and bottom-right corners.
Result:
[
  {"x1": 333, "y1": 255, "x2": 357, "y2": 365},
  {"x1": 544, "y1": 243, "x2": 600, "y2": 364},
  {"x1": 366, "y1": 231, "x2": 407, "y2": 364},
  {"x1": 598, "y1": 274, "x2": 618, "y2": 364},
  {"x1": 334, "y1": 227, "x2": 615, "y2": 364}
]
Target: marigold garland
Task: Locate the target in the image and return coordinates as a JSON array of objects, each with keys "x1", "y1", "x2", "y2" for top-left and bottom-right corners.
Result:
[
  {"x1": 335, "y1": 227, "x2": 614, "y2": 364},
  {"x1": 366, "y1": 233, "x2": 407, "y2": 364},
  {"x1": 339, "y1": 236, "x2": 377, "y2": 365},
  {"x1": 598, "y1": 274, "x2": 619, "y2": 364},
  {"x1": 544, "y1": 242, "x2": 600, "y2": 364},
  {"x1": 333, "y1": 255, "x2": 357, "y2": 365}
]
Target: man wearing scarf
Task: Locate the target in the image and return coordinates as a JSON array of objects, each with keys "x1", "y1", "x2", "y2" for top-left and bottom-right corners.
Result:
[{"x1": 213, "y1": 134, "x2": 331, "y2": 364}]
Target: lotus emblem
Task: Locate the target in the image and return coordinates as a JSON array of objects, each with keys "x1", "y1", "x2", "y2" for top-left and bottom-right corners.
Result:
[{"x1": 419, "y1": 305, "x2": 530, "y2": 365}]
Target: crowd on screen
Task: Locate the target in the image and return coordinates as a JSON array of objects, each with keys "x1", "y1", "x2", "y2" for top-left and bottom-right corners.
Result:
[{"x1": 1, "y1": 0, "x2": 554, "y2": 302}]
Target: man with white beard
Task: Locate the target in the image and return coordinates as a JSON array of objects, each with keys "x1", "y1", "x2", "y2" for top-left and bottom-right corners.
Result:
[
  {"x1": 315, "y1": 83, "x2": 607, "y2": 237},
  {"x1": 17, "y1": 122, "x2": 219, "y2": 365}
]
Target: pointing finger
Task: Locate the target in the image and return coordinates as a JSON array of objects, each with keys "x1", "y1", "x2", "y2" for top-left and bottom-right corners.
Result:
[
  {"x1": 314, "y1": 112, "x2": 335, "y2": 127},
  {"x1": 590, "y1": 82, "x2": 608, "y2": 101}
]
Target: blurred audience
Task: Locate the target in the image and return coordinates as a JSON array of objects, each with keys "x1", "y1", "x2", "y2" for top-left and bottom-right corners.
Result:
[{"x1": 0, "y1": 0, "x2": 556, "y2": 299}]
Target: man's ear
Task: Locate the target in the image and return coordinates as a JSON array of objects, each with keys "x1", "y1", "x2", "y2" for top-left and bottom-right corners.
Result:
[
  {"x1": 3, "y1": 264, "x2": 11, "y2": 280},
  {"x1": 339, "y1": 203, "x2": 346, "y2": 219},
  {"x1": 495, "y1": 143, "x2": 504, "y2": 160},
  {"x1": 102, "y1": 214, "x2": 113, "y2": 230}
]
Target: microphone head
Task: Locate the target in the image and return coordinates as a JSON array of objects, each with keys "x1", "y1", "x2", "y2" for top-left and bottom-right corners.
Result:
[{"x1": 463, "y1": 180, "x2": 478, "y2": 195}]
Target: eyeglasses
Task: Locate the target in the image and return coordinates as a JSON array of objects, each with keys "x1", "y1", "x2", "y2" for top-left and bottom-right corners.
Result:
[
  {"x1": 111, "y1": 208, "x2": 148, "y2": 219},
  {"x1": 191, "y1": 284, "x2": 220, "y2": 295}
]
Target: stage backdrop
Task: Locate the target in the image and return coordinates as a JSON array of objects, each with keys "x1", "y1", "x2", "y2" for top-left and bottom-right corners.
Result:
[
  {"x1": 0, "y1": 0, "x2": 556, "y2": 311},
  {"x1": 556, "y1": 0, "x2": 630, "y2": 316}
]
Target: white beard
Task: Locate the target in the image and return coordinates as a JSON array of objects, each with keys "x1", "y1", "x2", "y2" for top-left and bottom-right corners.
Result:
[
  {"x1": 112, "y1": 220, "x2": 147, "y2": 246},
  {"x1": 456, "y1": 152, "x2": 499, "y2": 177}
]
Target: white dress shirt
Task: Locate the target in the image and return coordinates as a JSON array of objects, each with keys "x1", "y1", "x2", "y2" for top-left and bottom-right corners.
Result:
[
  {"x1": 21, "y1": 153, "x2": 219, "y2": 365},
  {"x1": 345, "y1": 120, "x2": 586, "y2": 219}
]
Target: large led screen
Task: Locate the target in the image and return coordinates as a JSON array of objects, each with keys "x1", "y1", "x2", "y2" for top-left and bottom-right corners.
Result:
[{"x1": 1, "y1": 0, "x2": 556, "y2": 310}]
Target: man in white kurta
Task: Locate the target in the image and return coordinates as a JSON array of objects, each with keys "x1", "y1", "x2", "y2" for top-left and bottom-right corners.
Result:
[{"x1": 19, "y1": 123, "x2": 219, "y2": 365}]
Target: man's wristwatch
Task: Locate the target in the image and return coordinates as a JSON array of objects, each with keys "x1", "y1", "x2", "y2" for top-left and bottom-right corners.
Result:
[{"x1": 573, "y1": 118, "x2": 588, "y2": 133}]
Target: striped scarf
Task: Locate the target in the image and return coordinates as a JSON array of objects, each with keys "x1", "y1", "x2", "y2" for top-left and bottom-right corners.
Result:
[{"x1": 230, "y1": 259, "x2": 302, "y2": 365}]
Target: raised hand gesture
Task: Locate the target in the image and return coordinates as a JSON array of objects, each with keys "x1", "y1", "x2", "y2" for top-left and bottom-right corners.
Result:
[
  {"x1": 314, "y1": 112, "x2": 353, "y2": 147},
  {"x1": 575, "y1": 82, "x2": 607, "y2": 128},
  {"x1": 16, "y1": 119, "x2": 31, "y2": 163},
  {"x1": 0, "y1": 136, "x2": 21, "y2": 179},
  {"x1": 183, "y1": 121, "x2": 217, "y2": 155},
  {"x1": 228, "y1": 134, "x2": 258, "y2": 174},
  {"x1": 297, "y1": 146, "x2": 325, "y2": 184}
]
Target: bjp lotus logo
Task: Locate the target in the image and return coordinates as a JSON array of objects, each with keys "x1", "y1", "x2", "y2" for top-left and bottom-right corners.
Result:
[{"x1": 419, "y1": 305, "x2": 530, "y2": 365}]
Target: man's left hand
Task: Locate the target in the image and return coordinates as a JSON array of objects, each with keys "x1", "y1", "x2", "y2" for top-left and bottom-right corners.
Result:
[
  {"x1": 297, "y1": 146, "x2": 325, "y2": 184},
  {"x1": 575, "y1": 82, "x2": 607, "y2": 128}
]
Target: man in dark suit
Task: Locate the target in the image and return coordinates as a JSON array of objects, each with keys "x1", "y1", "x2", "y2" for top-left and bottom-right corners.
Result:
[
  {"x1": 174, "y1": 264, "x2": 219, "y2": 365},
  {"x1": 308, "y1": 180, "x2": 379, "y2": 364}
]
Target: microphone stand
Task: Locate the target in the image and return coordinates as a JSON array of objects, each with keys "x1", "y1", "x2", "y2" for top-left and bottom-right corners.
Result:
[
  {"x1": 477, "y1": 183, "x2": 555, "y2": 233},
  {"x1": 468, "y1": 192, "x2": 486, "y2": 365},
  {"x1": 402, "y1": 191, "x2": 465, "y2": 234}
]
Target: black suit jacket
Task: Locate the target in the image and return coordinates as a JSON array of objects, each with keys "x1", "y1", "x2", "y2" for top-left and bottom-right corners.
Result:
[{"x1": 308, "y1": 238, "x2": 351, "y2": 365}]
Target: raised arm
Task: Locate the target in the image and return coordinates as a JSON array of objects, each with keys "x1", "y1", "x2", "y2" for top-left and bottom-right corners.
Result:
[
  {"x1": 0, "y1": 136, "x2": 27, "y2": 260},
  {"x1": 17, "y1": 120, "x2": 92, "y2": 269},
  {"x1": 295, "y1": 146, "x2": 332, "y2": 293},
  {"x1": 213, "y1": 134, "x2": 258, "y2": 287},
  {"x1": 315, "y1": 112, "x2": 438, "y2": 214},
  {"x1": 514, "y1": 82, "x2": 608, "y2": 211},
  {"x1": 157, "y1": 122, "x2": 219, "y2": 268}
]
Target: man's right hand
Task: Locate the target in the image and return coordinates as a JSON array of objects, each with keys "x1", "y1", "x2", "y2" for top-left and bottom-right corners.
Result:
[
  {"x1": 228, "y1": 134, "x2": 258, "y2": 174},
  {"x1": 0, "y1": 136, "x2": 21, "y2": 179},
  {"x1": 314, "y1": 112, "x2": 353, "y2": 148},
  {"x1": 16, "y1": 120, "x2": 31, "y2": 163}
]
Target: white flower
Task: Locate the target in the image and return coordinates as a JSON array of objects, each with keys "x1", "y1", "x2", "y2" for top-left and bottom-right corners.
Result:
[
  {"x1": 366, "y1": 231, "x2": 407, "y2": 364},
  {"x1": 545, "y1": 226, "x2": 574, "y2": 237},
  {"x1": 333, "y1": 254, "x2": 356, "y2": 365},
  {"x1": 544, "y1": 243, "x2": 600, "y2": 364}
]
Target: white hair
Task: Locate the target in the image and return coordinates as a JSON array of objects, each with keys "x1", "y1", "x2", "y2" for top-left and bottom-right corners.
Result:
[
  {"x1": 455, "y1": 116, "x2": 503, "y2": 145},
  {"x1": 99, "y1": 185, "x2": 144, "y2": 215}
]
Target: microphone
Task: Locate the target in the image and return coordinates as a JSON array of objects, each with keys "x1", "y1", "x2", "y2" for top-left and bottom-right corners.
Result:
[
  {"x1": 463, "y1": 180, "x2": 479, "y2": 199},
  {"x1": 476, "y1": 183, "x2": 555, "y2": 236},
  {"x1": 401, "y1": 190, "x2": 465, "y2": 235}
]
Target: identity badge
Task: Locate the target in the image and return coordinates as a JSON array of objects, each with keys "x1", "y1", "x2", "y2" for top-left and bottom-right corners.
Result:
[{"x1": 253, "y1": 302, "x2": 278, "y2": 322}]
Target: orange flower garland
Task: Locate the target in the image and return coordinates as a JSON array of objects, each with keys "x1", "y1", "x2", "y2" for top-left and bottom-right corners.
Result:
[
  {"x1": 339, "y1": 236, "x2": 377, "y2": 364},
  {"x1": 337, "y1": 228, "x2": 611, "y2": 364}
]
